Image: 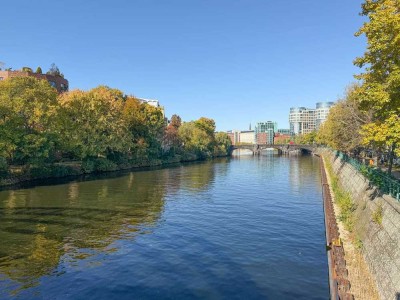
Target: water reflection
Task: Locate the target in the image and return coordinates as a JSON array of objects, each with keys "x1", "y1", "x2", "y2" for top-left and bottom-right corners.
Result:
[
  {"x1": 0, "y1": 171, "x2": 167, "y2": 292},
  {"x1": 0, "y1": 161, "x2": 221, "y2": 295},
  {"x1": 0, "y1": 158, "x2": 327, "y2": 299}
]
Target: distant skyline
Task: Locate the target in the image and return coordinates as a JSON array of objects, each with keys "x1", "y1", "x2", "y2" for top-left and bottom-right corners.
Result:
[{"x1": 1, "y1": 0, "x2": 366, "y2": 131}]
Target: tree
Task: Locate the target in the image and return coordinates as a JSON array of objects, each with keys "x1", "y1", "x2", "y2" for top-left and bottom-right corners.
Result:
[
  {"x1": 56, "y1": 86, "x2": 131, "y2": 160},
  {"x1": 21, "y1": 66, "x2": 33, "y2": 72},
  {"x1": 214, "y1": 132, "x2": 232, "y2": 156},
  {"x1": 0, "y1": 77, "x2": 59, "y2": 165},
  {"x1": 316, "y1": 84, "x2": 373, "y2": 153},
  {"x1": 163, "y1": 114, "x2": 182, "y2": 155},
  {"x1": 178, "y1": 117, "x2": 217, "y2": 158},
  {"x1": 354, "y1": 0, "x2": 400, "y2": 174},
  {"x1": 36, "y1": 66, "x2": 42, "y2": 74},
  {"x1": 47, "y1": 63, "x2": 63, "y2": 77},
  {"x1": 122, "y1": 97, "x2": 165, "y2": 160}
]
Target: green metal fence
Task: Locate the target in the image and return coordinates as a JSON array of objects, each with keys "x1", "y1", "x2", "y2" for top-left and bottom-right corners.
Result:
[{"x1": 333, "y1": 150, "x2": 400, "y2": 201}]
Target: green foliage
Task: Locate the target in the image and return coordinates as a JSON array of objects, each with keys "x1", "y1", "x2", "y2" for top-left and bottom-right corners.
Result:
[
  {"x1": 0, "y1": 157, "x2": 8, "y2": 177},
  {"x1": 354, "y1": 236, "x2": 363, "y2": 250},
  {"x1": 179, "y1": 119, "x2": 215, "y2": 158},
  {"x1": 325, "y1": 157, "x2": 356, "y2": 232},
  {"x1": 123, "y1": 97, "x2": 165, "y2": 159},
  {"x1": 372, "y1": 204, "x2": 383, "y2": 225},
  {"x1": 0, "y1": 77, "x2": 59, "y2": 165},
  {"x1": 295, "y1": 131, "x2": 317, "y2": 145},
  {"x1": 21, "y1": 67, "x2": 33, "y2": 72},
  {"x1": 28, "y1": 164, "x2": 79, "y2": 178},
  {"x1": 316, "y1": 84, "x2": 372, "y2": 153},
  {"x1": 56, "y1": 86, "x2": 132, "y2": 160},
  {"x1": 354, "y1": 0, "x2": 400, "y2": 171},
  {"x1": 36, "y1": 67, "x2": 42, "y2": 74},
  {"x1": 0, "y1": 77, "x2": 227, "y2": 184},
  {"x1": 214, "y1": 132, "x2": 232, "y2": 156}
]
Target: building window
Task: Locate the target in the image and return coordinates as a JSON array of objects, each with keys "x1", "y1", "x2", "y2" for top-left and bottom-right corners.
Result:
[
  {"x1": 60, "y1": 83, "x2": 68, "y2": 91},
  {"x1": 0, "y1": 77, "x2": 3, "y2": 81}
]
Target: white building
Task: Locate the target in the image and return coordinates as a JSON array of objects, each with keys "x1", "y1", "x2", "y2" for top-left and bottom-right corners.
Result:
[
  {"x1": 289, "y1": 102, "x2": 334, "y2": 135},
  {"x1": 239, "y1": 130, "x2": 255, "y2": 144},
  {"x1": 289, "y1": 107, "x2": 316, "y2": 135},
  {"x1": 316, "y1": 102, "x2": 335, "y2": 130},
  {"x1": 137, "y1": 98, "x2": 160, "y2": 107}
]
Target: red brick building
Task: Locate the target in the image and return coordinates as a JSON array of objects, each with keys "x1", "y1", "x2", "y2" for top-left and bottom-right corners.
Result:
[
  {"x1": 0, "y1": 70, "x2": 69, "y2": 93},
  {"x1": 256, "y1": 132, "x2": 274, "y2": 144}
]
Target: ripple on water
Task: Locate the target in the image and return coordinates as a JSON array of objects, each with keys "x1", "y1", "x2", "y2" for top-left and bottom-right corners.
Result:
[{"x1": 0, "y1": 156, "x2": 328, "y2": 299}]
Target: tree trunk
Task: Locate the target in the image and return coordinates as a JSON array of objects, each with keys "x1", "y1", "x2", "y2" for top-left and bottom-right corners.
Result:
[{"x1": 387, "y1": 143, "x2": 396, "y2": 176}]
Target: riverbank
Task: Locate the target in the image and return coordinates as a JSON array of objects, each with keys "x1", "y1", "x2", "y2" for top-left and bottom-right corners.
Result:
[
  {"x1": 0, "y1": 153, "x2": 229, "y2": 188},
  {"x1": 321, "y1": 154, "x2": 379, "y2": 300},
  {"x1": 320, "y1": 148, "x2": 400, "y2": 300}
]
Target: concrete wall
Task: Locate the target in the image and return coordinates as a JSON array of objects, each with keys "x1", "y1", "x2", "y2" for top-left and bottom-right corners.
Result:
[{"x1": 323, "y1": 150, "x2": 400, "y2": 300}]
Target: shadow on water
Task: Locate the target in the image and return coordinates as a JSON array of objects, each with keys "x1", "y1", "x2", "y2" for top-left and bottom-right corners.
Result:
[
  {"x1": 0, "y1": 159, "x2": 221, "y2": 296},
  {"x1": 0, "y1": 157, "x2": 230, "y2": 192}
]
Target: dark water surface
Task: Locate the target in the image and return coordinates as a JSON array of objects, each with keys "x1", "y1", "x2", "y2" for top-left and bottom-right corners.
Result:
[{"x1": 0, "y1": 155, "x2": 328, "y2": 299}]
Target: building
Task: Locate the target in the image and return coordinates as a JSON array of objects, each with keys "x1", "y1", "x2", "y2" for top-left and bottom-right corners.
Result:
[
  {"x1": 0, "y1": 70, "x2": 68, "y2": 93},
  {"x1": 289, "y1": 107, "x2": 316, "y2": 135},
  {"x1": 227, "y1": 130, "x2": 240, "y2": 145},
  {"x1": 289, "y1": 102, "x2": 335, "y2": 135},
  {"x1": 137, "y1": 98, "x2": 160, "y2": 108},
  {"x1": 137, "y1": 97, "x2": 165, "y2": 118},
  {"x1": 316, "y1": 102, "x2": 335, "y2": 130},
  {"x1": 239, "y1": 130, "x2": 255, "y2": 144},
  {"x1": 277, "y1": 129, "x2": 290, "y2": 135},
  {"x1": 255, "y1": 121, "x2": 277, "y2": 144}
]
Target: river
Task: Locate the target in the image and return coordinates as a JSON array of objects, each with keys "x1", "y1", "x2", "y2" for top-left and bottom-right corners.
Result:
[{"x1": 0, "y1": 154, "x2": 328, "y2": 299}]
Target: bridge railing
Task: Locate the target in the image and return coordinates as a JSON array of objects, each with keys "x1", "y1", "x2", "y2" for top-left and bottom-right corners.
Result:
[{"x1": 333, "y1": 150, "x2": 400, "y2": 201}]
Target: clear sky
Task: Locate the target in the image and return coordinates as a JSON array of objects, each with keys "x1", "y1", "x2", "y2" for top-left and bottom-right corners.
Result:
[{"x1": 1, "y1": 0, "x2": 366, "y2": 131}]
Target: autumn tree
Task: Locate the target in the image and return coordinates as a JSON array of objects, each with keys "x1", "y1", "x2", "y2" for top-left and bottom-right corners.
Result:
[
  {"x1": 0, "y1": 77, "x2": 59, "y2": 165},
  {"x1": 56, "y1": 86, "x2": 131, "y2": 160},
  {"x1": 179, "y1": 117, "x2": 217, "y2": 158},
  {"x1": 214, "y1": 132, "x2": 232, "y2": 156},
  {"x1": 122, "y1": 97, "x2": 165, "y2": 160},
  {"x1": 316, "y1": 84, "x2": 373, "y2": 153},
  {"x1": 354, "y1": 0, "x2": 400, "y2": 174},
  {"x1": 163, "y1": 114, "x2": 182, "y2": 155}
]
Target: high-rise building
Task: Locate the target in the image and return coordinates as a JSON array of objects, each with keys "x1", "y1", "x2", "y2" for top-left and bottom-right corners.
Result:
[
  {"x1": 289, "y1": 107, "x2": 316, "y2": 135},
  {"x1": 316, "y1": 102, "x2": 335, "y2": 130},
  {"x1": 255, "y1": 121, "x2": 277, "y2": 144},
  {"x1": 289, "y1": 102, "x2": 334, "y2": 135}
]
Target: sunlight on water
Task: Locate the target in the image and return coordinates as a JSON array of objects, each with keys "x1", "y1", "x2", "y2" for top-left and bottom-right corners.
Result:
[{"x1": 0, "y1": 156, "x2": 328, "y2": 299}]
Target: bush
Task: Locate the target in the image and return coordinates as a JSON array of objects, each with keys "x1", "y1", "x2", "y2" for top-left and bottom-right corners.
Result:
[
  {"x1": 28, "y1": 164, "x2": 79, "y2": 178},
  {"x1": 82, "y1": 159, "x2": 96, "y2": 173},
  {"x1": 82, "y1": 158, "x2": 118, "y2": 173},
  {"x1": 0, "y1": 157, "x2": 9, "y2": 177},
  {"x1": 94, "y1": 158, "x2": 117, "y2": 172}
]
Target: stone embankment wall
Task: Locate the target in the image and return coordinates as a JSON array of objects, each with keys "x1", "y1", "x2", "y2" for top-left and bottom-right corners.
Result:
[{"x1": 322, "y1": 149, "x2": 400, "y2": 300}]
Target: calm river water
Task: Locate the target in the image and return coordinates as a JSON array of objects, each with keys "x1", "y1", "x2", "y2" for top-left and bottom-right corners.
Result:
[{"x1": 0, "y1": 154, "x2": 328, "y2": 299}]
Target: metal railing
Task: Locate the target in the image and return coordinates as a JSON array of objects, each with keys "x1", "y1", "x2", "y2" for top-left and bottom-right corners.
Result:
[{"x1": 333, "y1": 150, "x2": 400, "y2": 201}]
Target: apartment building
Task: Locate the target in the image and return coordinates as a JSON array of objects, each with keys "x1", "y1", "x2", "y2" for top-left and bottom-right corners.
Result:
[{"x1": 0, "y1": 70, "x2": 68, "y2": 93}]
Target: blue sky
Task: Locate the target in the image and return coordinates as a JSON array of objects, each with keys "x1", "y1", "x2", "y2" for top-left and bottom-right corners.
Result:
[{"x1": 1, "y1": 0, "x2": 366, "y2": 131}]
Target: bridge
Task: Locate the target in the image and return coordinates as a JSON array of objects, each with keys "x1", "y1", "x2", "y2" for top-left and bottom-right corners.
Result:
[{"x1": 230, "y1": 144, "x2": 316, "y2": 155}]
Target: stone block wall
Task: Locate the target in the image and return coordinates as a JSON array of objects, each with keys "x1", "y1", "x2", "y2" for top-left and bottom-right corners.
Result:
[{"x1": 324, "y1": 150, "x2": 400, "y2": 300}]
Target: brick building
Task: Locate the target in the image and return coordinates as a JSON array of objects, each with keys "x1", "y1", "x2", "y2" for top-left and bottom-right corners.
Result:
[{"x1": 0, "y1": 70, "x2": 69, "y2": 93}]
